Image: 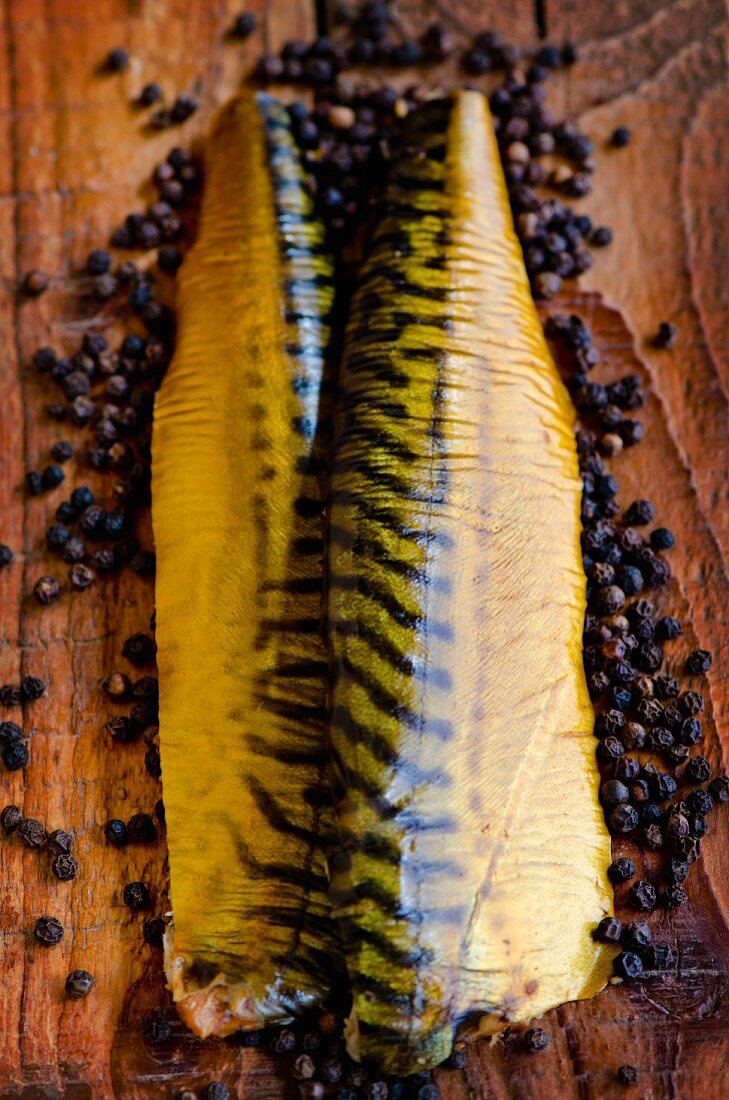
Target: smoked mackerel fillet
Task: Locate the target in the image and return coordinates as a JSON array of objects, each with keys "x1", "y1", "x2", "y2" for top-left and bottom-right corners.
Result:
[
  {"x1": 328, "y1": 90, "x2": 612, "y2": 1074},
  {"x1": 152, "y1": 93, "x2": 339, "y2": 1036}
]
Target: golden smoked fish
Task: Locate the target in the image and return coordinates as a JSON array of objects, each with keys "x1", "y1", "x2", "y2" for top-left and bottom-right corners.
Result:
[
  {"x1": 327, "y1": 90, "x2": 612, "y2": 1074},
  {"x1": 152, "y1": 93, "x2": 339, "y2": 1036}
]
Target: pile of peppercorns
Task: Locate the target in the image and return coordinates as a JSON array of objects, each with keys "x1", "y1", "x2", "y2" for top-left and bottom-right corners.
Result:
[
  {"x1": 1, "y1": 4, "x2": 721, "y2": 1097},
  {"x1": 546, "y1": 311, "x2": 729, "y2": 988}
]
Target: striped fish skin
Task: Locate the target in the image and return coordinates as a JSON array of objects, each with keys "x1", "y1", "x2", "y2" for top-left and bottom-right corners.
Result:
[
  {"x1": 152, "y1": 93, "x2": 340, "y2": 1036},
  {"x1": 328, "y1": 91, "x2": 612, "y2": 1075}
]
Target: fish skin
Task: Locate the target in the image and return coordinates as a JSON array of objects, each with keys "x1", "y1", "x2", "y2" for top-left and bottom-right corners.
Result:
[
  {"x1": 152, "y1": 92, "x2": 340, "y2": 1036},
  {"x1": 327, "y1": 90, "x2": 613, "y2": 1075}
]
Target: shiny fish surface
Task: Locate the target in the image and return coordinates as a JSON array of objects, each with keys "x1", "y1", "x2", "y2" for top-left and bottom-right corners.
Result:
[
  {"x1": 327, "y1": 90, "x2": 612, "y2": 1075},
  {"x1": 152, "y1": 93, "x2": 339, "y2": 1036}
]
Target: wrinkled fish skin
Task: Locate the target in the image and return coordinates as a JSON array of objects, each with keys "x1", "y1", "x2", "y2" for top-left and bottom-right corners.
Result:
[
  {"x1": 153, "y1": 93, "x2": 340, "y2": 1037},
  {"x1": 327, "y1": 90, "x2": 612, "y2": 1076}
]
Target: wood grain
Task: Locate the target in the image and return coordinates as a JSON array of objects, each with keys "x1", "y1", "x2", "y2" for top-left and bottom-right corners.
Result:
[{"x1": 1, "y1": 0, "x2": 729, "y2": 1097}]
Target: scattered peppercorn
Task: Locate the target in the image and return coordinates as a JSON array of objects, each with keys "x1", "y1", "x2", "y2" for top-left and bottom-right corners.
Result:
[
  {"x1": 104, "y1": 819, "x2": 128, "y2": 846},
  {"x1": 33, "y1": 576, "x2": 61, "y2": 605},
  {"x1": 523, "y1": 1027, "x2": 549, "y2": 1053},
  {"x1": 52, "y1": 854, "x2": 78, "y2": 881},
  {"x1": 627, "y1": 881, "x2": 656, "y2": 911},
  {"x1": 654, "y1": 322, "x2": 677, "y2": 349},
  {"x1": 594, "y1": 916, "x2": 622, "y2": 944},
  {"x1": 1, "y1": 805, "x2": 22, "y2": 832},
  {"x1": 204, "y1": 1084, "x2": 230, "y2": 1100},
  {"x1": 46, "y1": 829, "x2": 73, "y2": 856},
  {"x1": 34, "y1": 915, "x2": 64, "y2": 945},
  {"x1": 686, "y1": 649, "x2": 712, "y2": 675},
  {"x1": 613, "y1": 951, "x2": 643, "y2": 981},
  {"x1": 65, "y1": 969, "x2": 95, "y2": 998},
  {"x1": 139, "y1": 83, "x2": 162, "y2": 107},
  {"x1": 617, "y1": 1065, "x2": 638, "y2": 1085},
  {"x1": 18, "y1": 817, "x2": 46, "y2": 847},
  {"x1": 105, "y1": 47, "x2": 129, "y2": 72},
  {"x1": 122, "y1": 632, "x2": 156, "y2": 664},
  {"x1": 23, "y1": 270, "x2": 49, "y2": 296},
  {"x1": 123, "y1": 881, "x2": 150, "y2": 909},
  {"x1": 142, "y1": 916, "x2": 166, "y2": 947}
]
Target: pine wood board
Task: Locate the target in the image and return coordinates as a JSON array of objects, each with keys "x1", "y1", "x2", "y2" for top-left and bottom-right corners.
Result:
[{"x1": 1, "y1": 0, "x2": 728, "y2": 1096}]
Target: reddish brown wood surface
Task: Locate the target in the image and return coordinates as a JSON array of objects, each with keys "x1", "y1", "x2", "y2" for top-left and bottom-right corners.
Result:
[{"x1": 1, "y1": 1, "x2": 728, "y2": 1097}]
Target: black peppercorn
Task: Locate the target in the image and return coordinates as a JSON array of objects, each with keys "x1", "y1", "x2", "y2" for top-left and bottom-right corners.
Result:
[
  {"x1": 204, "y1": 1084, "x2": 230, "y2": 1100},
  {"x1": 609, "y1": 685, "x2": 632, "y2": 711},
  {"x1": 622, "y1": 722, "x2": 646, "y2": 751},
  {"x1": 608, "y1": 857, "x2": 636, "y2": 884},
  {"x1": 623, "y1": 499, "x2": 655, "y2": 526},
  {"x1": 662, "y1": 885, "x2": 687, "y2": 909},
  {"x1": 654, "y1": 674, "x2": 679, "y2": 698},
  {"x1": 105, "y1": 47, "x2": 129, "y2": 72},
  {"x1": 667, "y1": 859, "x2": 689, "y2": 884},
  {"x1": 139, "y1": 82, "x2": 163, "y2": 107},
  {"x1": 1, "y1": 805, "x2": 22, "y2": 832},
  {"x1": 142, "y1": 916, "x2": 166, "y2": 947},
  {"x1": 708, "y1": 775, "x2": 729, "y2": 803},
  {"x1": 600, "y1": 780, "x2": 629, "y2": 805},
  {"x1": 34, "y1": 915, "x2": 64, "y2": 946},
  {"x1": 647, "y1": 727, "x2": 673, "y2": 753},
  {"x1": 25, "y1": 471, "x2": 42, "y2": 495},
  {"x1": 650, "y1": 527, "x2": 675, "y2": 550},
  {"x1": 66, "y1": 969, "x2": 95, "y2": 998},
  {"x1": 640, "y1": 802, "x2": 662, "y2": 825},
  {"x1": 597, "y1": 736, "x2": 625, "y2": 762},
  {"x1": 52, "y1": 854, "x2": 78, "y2": 881},
  {"x1": 41, "y1": 465, "x2": 65, "y2": 491},
  {"x1": 611, "y1": 126, "x2": 631, "y2": 148},
  {"x1": 20, "y1": 676, "x2": 45, "y2": 702},
  {"x1": 104, "y1": 819, "x2": 128, "y2": 846},
  {"x1": 617, "y1": 1065, "x2": 638, "y2": 1085},
  {"x1": 644, "y1": 824, "x2": 664, "y2": 849},
  {"x1": 613, "y1": 951, "x2": 643, "y2": 981},
  {"x1": 145, "y1": 745, "x2": 162, "y2": 778},
  {"x1": 274, "y1": 1029, "x2": 297, "y2": 1053},
  {"x1": 231, "y1": 11, "x2": 257, "y2": 38},
  {"x1": 594, "y1": 710, "x2": 625, "y2": 739},
  {"x1": 627, "y1": 880, "x2": 656, "y2": 911},
  {"x1": 678, "y1": 718, "x2": 703, "y2": 746},
  {"x1": 17, "y1": 817, "x2": 45, "y2": 848},
  {"x1": 621, "y1": 920, "x2": 651, "y2": 952},
  {"x1": 673, "y1": 834, "x2": 701, "y2": 863},
  {"x1": 665, "y1": 810, "x2": 690, "y2": 839},
  {"x1": 69, "y1": 563, "x2": 95, "y2": 591},
  {"x1": 105, "y1": 716, "x2": 136, "y2": 743},
  {"x1": 34, "y1": 576, "x2": 61, "y2": 605},
  {"x1": 0, "y1": 684, "x2": 21, "y2": 706},
  {"x1": 686, "y1": 649, "x2": 712, "y2": 675},
  {"x1": 654, "y1": 321, "x2": 677, "y2": 349},
  {"x1": 127, "y1": 812, "x2": 156, "y2": 843},
  {"x1": 47, "y1": 829, "x2": 73, "y2": 855},
  {"x1": 635, "y1": 698, "x2": 663, "y2": 726},
  {"x1": 652, "y1": 773, "x2": 677, "y2": 801},
  {"x1": 0, "y1": 721, "x2": 22, "y2": 742},
  {"x1": 594, "y1": 916, "x2": 622, "y2": 944},
  {"x1": 689, "y1": 814, "x2": 708, "y2": 838},
  {"x1": 123, "y1": 881, "x2": 150, "y2": 909},
  {"x1": 122, "y1": 633, "x2": 156, "y2": 665},
  {"x1": 523, "y1": 1027, "x2": 549, "y2": 1053},
  {"x1": 608, "y1": 804, "x2": 639, "y2": 834},
  {"x1": 678, "y1": 690, "x2": 704, "y2": 716},
  {"x1": 102, "y1": 672, "x2": 131, "y2": 700},
  {"x1": 686, "y1": 789, "x2": 714, "y2": 816},
  {"x1": 0, "y1": 544, "x2": 12, "y2": 568},
  {"x1": 62, "y1": 538, "x2": 87, "y2": 565},
  {"x1": 644, "y1": 942, "x2": 674, "y2": 969},
  {"x1": 2, "y1": 740, "x2": 28, "y2": 770},
  {"x1": 685, "y1": 756, "x2": 711, "y2": 784},
  {"x1": 614, "y1": 757, "x2": 640, "y2": 783}
]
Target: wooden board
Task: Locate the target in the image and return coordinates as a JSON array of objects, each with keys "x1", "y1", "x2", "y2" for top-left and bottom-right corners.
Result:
[{"x1": 1, "y1": 0, "x2": 728, "y2": 1096}]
